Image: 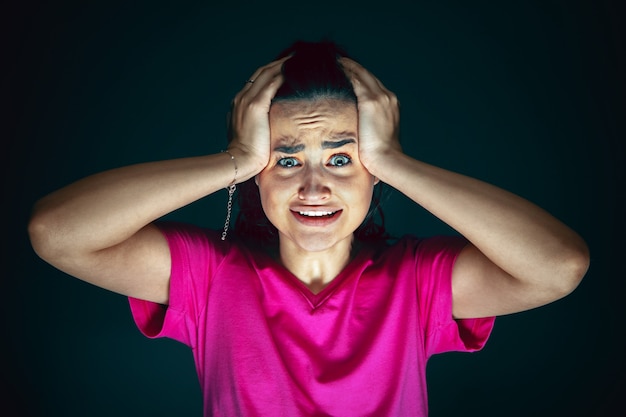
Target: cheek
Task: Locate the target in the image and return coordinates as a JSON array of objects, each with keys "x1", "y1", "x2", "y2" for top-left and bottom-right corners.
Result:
[
  {"x1": 360, "y1": 176, "x2": 377, "y2": 204},
  {"x1": 256, "y1": 175, "x2": 272, "y2": 210},
  {"x1": 256, "y1": 173, "x2": 291, "y2": 213},
  {"x1": 342, "y1": 176, "x2": 376, "y2": 211},
  {"x1": 348, "y1": 170, "x2": 377, "y2": 190},
  {"x1": 357, "y1": 185, "x2": 376, "y2": 212}
]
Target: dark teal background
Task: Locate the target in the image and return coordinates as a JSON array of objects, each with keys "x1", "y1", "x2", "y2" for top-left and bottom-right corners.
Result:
[{"x1": 2, "y1": 1, "x2": 624, "y2": 416}]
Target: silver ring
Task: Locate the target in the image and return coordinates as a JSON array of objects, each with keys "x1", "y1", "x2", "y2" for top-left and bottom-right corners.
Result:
[{"x1": 245, "y1": 79, "x2": 255, "y2": 84}]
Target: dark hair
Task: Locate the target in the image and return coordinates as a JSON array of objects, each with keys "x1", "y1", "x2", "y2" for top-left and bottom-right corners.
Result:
[
  {"x1": 272, "y1": 40, "x2": 357, "y2": 104},
  {"x1": 232, "y1": 40, "x2": 391, "y2": 246}
]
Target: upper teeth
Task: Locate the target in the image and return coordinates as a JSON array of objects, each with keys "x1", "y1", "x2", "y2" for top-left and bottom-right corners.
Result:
[{"x1": 299, "y1": 211, "x2": 335, "y2": 217}]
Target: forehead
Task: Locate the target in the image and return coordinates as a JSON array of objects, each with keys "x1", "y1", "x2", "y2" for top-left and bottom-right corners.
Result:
[{"x1": 269, "y1": 98, "x2": 357, "y2": 127}]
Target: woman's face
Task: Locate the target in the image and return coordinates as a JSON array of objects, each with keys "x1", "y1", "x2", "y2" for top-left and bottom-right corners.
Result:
[{"x1": 257, "y1": 98, "x2": 378, "y2": 253}]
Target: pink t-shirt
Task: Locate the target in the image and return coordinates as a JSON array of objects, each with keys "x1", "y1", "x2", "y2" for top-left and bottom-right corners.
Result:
[{"x1": 129, "y1": 222, "x2": 495, "y2": 416}]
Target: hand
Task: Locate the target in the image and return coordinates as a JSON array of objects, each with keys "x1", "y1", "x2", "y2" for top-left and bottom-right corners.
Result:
[
  {"x1": 227, "y1": 56, "x2": 290, "y2": 172},
  {"x1": 339, "y1": 57, "x2": 402, "y2": 176}
]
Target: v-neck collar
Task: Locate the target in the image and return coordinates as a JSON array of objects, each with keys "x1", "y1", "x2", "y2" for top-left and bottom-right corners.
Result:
[{"x1": 250, "y1": 244, "x2": 375, "y2": 309}]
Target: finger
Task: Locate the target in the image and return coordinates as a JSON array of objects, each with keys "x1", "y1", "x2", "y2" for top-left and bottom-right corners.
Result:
[
  {"x1": 251, "y1": 69, "x2": 285, "y2": 107},
  {"x1": 229, "y1": 61, "x2": 285, "y2": 133},
  {"x1": 241, "y1": 55, "x2": 291, "y2": 93},
  {"x1": 243, "y1": 62, "x2": 285, "y2": 98},
  {"x1": 341, "y1": 59, "x2": 385, "y2": 95},
  {"x1": 235, "y1": 64, "x2": 285, "y2": 109},
  {"x1": 248, "y1": 54, "x2": 291, "y2": 81},
  {"x1": 340, "y1": 57, "x2": 390, "y2": 96}
]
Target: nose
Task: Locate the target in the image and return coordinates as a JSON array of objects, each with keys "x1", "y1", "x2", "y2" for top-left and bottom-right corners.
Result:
[{"x1": 298, "y1": 166, "x2": 331, "y2": 202}]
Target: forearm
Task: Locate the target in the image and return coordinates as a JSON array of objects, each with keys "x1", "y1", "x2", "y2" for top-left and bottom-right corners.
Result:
[
  {"x1": 371, "y1": 150, "x2": 588, "y2": 284},
  {"x1": 29, "y1": 150, "x2": 260, "y2": 257}
]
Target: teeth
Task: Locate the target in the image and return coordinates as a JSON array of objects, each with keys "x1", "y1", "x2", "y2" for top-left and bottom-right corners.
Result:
[{"x1": 299, "y1": 211, "x2": 336, "y2": 217}]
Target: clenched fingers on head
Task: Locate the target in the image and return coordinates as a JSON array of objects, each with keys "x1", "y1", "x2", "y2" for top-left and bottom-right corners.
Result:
[
  {"x1": 239, "y1": 55, "x2": 291, "y2": 93},
  {"x1": 339, "y1": 57, "x2": 391, "y2": 96},
  {"x1": 232, "y1": 56, "x2": 289, "y2": 109},
  {"x1": 339, "y1": 57, "x2": 398, "y2": 107},
  {"x1": 228, "y1": 56, "x2": 290, "y2": 143}
]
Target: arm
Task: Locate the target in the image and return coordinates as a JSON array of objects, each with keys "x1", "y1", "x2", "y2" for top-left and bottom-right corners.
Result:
[
  {"x1": 340, "y1": 57, "x2": 590, "y2": 318},
  {"x1": 28, "y1": 57, "x2": 288, "y2": 304}
]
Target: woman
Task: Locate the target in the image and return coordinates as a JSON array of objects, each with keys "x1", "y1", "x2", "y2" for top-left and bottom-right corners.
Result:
[{"x1": 28, "y1": 41, "x2": 589, "y2": 416}]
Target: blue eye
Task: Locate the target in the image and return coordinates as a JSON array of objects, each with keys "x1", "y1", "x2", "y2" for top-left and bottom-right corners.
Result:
[
  {"x1": 328, "y1": 154, "x2": 351, "y2": 167},
  {"x1": 277, "y1": 157, "x2": 300, "y2": 168}
]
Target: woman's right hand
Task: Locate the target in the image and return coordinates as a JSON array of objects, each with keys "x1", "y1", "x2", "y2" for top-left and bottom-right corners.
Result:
[{"x1": 227, "y1": 56, "x2": 290, "y2": 174}]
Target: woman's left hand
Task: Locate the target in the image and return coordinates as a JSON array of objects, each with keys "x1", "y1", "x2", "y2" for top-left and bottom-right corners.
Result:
[{"x1": 339, "y1": 57, "x2": 402, "y2": 176}]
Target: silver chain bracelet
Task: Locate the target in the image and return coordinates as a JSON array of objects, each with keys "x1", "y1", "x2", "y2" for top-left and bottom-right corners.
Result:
[{"x1": 221, "y1": 150, "x2": 238, "y2": 241}]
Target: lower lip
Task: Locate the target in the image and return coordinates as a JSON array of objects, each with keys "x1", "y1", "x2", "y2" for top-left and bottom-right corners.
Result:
[{"x1": 291, "y1": 210, "x2": 343, "y2": 226}]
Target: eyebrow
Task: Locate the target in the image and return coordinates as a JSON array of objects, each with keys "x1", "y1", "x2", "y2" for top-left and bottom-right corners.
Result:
[
  {"x1": 273, "y1": 136, "x2": 356, "y2": 154},
  {"x1": 274, "y1": 143, "x2": 305, "y2": 154},
  {"x1": 322, "y1": 138, "x2": 356, "y2": 149}
]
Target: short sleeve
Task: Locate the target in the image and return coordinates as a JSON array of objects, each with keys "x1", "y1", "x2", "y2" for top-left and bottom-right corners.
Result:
[
  {"x1": 128, "y1": 222, "x2": 226, "y2": 348},
  {"x1": 414, "y1": 236, "x2": 495, "y2": 358}
]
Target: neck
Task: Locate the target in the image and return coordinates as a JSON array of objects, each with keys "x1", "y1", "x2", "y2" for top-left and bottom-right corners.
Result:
[{"x1": 278, "y1": 237, "x2": 356, "y2": 294}]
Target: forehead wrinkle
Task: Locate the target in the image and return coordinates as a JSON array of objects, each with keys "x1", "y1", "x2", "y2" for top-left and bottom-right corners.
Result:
[
  {"x1": 292, "y1": 110, "x2": 334, "y2": 120},
  {"x1": 290, "y1": 106, "x2": 341, "y2": 124},
  {"x1": 292, "y1": 117, "x2": 334, "y2": 130},
  {"x1": 270, "y1": 98, "x2": 356, "y2": 121},
  {"x1": 270, "y1": 100, "x2": 358, "y2": 152}
]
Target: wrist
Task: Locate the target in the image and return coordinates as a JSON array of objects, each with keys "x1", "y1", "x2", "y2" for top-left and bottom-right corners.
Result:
[
  {"x1": 223, "y1": 145, "x2": 268, "y2": 182},
  {"x1": 360, "y1": 147, "x2": 403, "y2": 179}
]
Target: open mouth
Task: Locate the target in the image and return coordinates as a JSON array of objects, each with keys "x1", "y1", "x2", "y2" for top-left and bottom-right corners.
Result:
[
  {"x1": 291, "y1": 209, "x2": 342, "y2": 224},
  {"x1": 297, "y1": 210, "x2": 339, "y2": 218}
]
